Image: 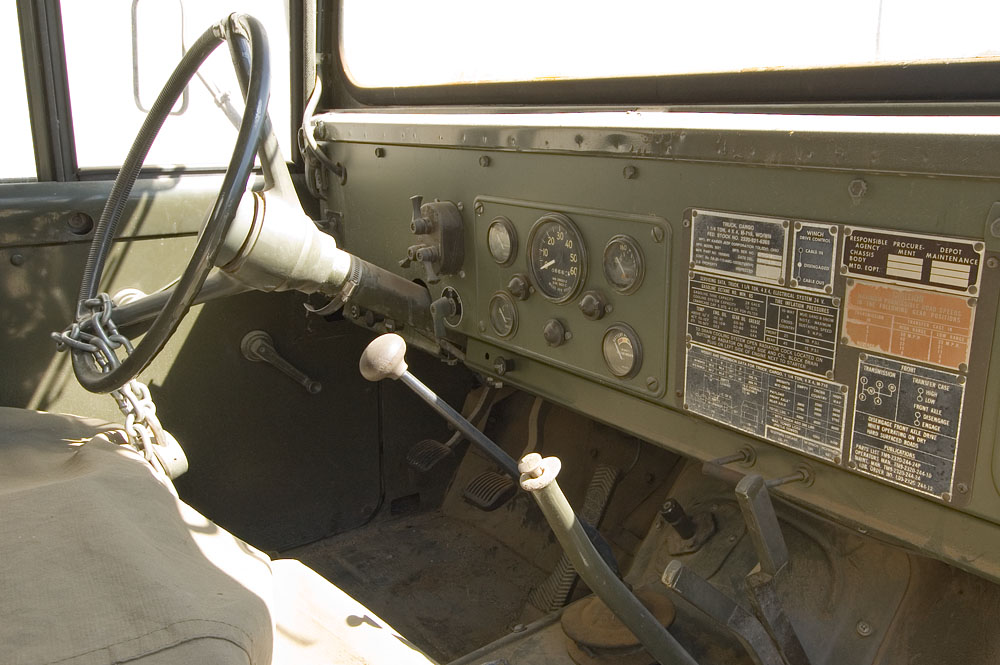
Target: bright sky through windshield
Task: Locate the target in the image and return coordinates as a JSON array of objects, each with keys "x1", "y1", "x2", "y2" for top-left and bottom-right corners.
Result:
[{"x1": 342, "y1": 0, "x2": 1000, "y2": 87}]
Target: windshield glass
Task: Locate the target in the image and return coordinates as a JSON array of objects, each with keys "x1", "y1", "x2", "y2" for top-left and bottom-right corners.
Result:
[{"x1": 341, "y1": 0, "x2": 1000, "y2": 88}]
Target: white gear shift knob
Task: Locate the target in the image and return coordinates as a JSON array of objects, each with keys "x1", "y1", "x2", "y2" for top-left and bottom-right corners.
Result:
[{"x1": 359, "y1": 333, "x2": 408, "y2": 381}]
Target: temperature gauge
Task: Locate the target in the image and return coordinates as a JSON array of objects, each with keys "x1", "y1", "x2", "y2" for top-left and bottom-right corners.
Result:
[
  {"x1": 602, "y1": 234, "x2": 644, "y2": 294},
  {"x1": 488, "y1": 292, "x2": 518, "y2": 338},
  {"x1": 602, "y1": 324, "x2": 642, "y2": 378}
]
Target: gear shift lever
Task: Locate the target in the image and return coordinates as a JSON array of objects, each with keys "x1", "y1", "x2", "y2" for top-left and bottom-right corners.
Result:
[
  {"x1": 359, "y1": 333, "x2": 700, "y2": 665},
  {"x1": 359, "y1": 333, "x2": 519, "y2": 478}
]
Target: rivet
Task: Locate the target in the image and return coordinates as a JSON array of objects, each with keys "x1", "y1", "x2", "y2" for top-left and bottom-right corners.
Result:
[{"x1": 9, "y1": 253, "x2": 25, "y2": 267}]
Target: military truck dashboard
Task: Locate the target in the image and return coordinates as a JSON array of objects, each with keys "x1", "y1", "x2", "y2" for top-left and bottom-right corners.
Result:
[
  {"x1": 4, "y1": 2, "x2": 1000, "y2": 664},
  {"x1": 316, "y1": 109, "x2": 1000, "y2": 583}
]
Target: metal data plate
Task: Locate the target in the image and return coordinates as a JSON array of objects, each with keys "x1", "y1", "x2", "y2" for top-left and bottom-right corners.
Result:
[
  {"x1": 848, "y1": 355, "x2": 965, "y2": 500},
  {"x1": 690, "y1": 210, "x2": 788, "y2": 285},
  {"x1": 842, "y1": 280, "x2": 976, "y2": 371},
  {"x1": 684, "y1": 344, "x2": 846, "y2": 462},
  {"x1": 687, "y1": 273, "x2": 839, "y2": 377},
  {"x1": 842, "y1": 226, "x2": 985, "y2": 295},
  {"x1": 791, "y1": 222, "x2": 838, "y2": 293},
  {"x1": 680, "y1": 208, "x2": 995, "y2": 506}
]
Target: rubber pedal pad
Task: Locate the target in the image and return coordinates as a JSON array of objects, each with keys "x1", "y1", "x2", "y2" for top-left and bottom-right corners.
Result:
[
  {"x1": 407, "y1": 438, "x2": 453, "y2": 472},
  {"x1": 462, "y1": 470, "x2": 517, "y2": 511}
]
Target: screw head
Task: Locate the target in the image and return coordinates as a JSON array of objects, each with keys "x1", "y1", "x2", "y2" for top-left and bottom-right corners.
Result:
[
  {"x1": 9, "y1": 253, "x2": 24, "y2": 267},
  {"x1": 957, "y1": 482, "x2": 969, "y2": 494},
  {"x1": 623, "y1": 165, "x2": 638, "y2": 179},
  {"x1": 313, "y1": 125, "x2": 327, "y2": 141},
  {"x1": 474, "y1": 201, "x2": 485, "y2": 216},
  {"x1": 646, "y1": 377, "x2": 659, "y2": 392},
  {"x1": 856, "y1": 620, "x2": 872, "y2": 637},
  {"x1": 987, "y1": 257, "x2": 999, "y2": 269},
  {"x1": 479, "y1": 155, "x2": 491, "y2": 167},
  {"x1": 651, "y1": 226, "x2": 665, "y2": 243},
  {"x1": 374, "y1": 147, "x2": 386, "y2": 158},
  {"x1": 848, "y1": 178, "x2": 868, "y2": 198}
]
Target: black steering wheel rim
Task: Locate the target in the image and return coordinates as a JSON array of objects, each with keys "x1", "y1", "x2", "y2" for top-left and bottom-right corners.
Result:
[{"x1": 71, "y1": 14, "x2": 271, "y2": 394}]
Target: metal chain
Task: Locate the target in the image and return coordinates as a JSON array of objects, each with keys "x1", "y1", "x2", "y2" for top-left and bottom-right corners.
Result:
[{"x1": 53, "y1": 294, "x2": 175, "y2": 476}]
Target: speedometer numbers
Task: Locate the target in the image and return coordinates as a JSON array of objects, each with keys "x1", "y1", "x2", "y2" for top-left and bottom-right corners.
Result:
[{"x1": 528, "y1": 214, "x2": 586, "y2": 303}]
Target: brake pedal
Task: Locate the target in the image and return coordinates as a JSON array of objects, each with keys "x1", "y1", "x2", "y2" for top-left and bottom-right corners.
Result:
[{"x1": 462, "y1": 470, "x2": 517, "y2": 511}]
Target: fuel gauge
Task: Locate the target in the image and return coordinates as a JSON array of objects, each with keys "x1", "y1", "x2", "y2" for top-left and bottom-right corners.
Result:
[
  {"x1": 602, "y1": 324, "x2": 642, "y2": 378},
  {"x1": 488, "y1": 292, "x2": 518, "y2": 338},
  {"x1": 602, "y1": 234, "x2": 644, "y2": 294}
]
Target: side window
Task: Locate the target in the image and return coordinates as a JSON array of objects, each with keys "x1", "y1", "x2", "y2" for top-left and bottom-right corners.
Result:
[
  {"x1": 61, "y1": 0, "x2": 291, "y2": 170},
  {"x1": 1, "y1": 3, "x2": 37, "y2": 181}
]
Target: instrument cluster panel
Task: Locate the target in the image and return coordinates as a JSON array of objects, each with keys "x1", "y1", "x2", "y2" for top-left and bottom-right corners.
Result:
[{"x1": 469, "y1": 196, "x2": 670, "y2": 399}]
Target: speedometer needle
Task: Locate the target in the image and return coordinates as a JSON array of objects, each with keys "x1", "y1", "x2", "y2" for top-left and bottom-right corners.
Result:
[
  {"x1": 540, "y1": 259, "x2": 556, "y2": 270},
  {"x1": 615, "y1": 256, "x2": 627, "y2": 279}
]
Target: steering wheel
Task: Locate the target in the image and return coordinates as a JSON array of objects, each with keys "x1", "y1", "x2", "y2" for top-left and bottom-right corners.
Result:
[{"x1": 69, "y1": 14, "x2": 283, "y2": 394}]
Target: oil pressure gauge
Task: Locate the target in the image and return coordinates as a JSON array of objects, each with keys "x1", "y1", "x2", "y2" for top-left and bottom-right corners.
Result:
[
  {"x1": 487, "y1": 217, "x2": 517, "y2": 265},
  {"x1": 602, "y1": 234, "x2": 644, "y2": 294},
  {"x1": 488, "y1": 292, "x2": 518, "y2": 338},
  {"x1": 602, "y1": 324, "x2": 642, "y2": 378},
  {"x1": 528, "y1": 213, "x2": 586, "y2": 303}
]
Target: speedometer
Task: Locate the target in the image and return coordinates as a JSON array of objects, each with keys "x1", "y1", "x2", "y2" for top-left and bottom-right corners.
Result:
[{"x1": 527, "y1": 213, "x2": 586, "y2": 303}]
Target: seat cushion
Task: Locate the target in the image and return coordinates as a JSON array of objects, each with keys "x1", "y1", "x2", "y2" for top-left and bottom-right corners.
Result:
[{"x1": 0, "y1": 408, "x2": 436, "y2": 665}]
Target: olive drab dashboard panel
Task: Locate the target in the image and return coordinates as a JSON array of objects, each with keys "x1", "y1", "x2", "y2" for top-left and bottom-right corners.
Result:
[{"x1": 680, "y1": 210, "x2": 995, "y2": 505}]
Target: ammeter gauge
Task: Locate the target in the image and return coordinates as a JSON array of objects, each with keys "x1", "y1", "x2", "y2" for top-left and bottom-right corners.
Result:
[
  {"x1": 487, "y1": 217, "x2": 517, "y2": 265},
  {"x1": 528, "y1": 213, "x2": 586, "y2": 303},
  {"x1": 602, "y1": 234, "x2": 644, "y2": 294},
  {"x1": 602, "y1": 324, "x2": 642, "y2": 378},
  {"x1": 488, "y1": 292, "x2": 518, "y2": 338}
]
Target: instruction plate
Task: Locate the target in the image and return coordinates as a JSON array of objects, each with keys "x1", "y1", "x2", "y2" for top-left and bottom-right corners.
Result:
[
  {"x1": 685, "y1": 344, "x2": 845, "y2": 461},
  {"x1": 849, "y1": 355, "x2": 965, "y2": 498},
  {"x1": 687, "y1": 273, "x2": 839, "y2": 376},
  {"x1": 691, "y1": 210, "x2": 788, "y2": 284},
  {"x1": 791, "y1": 223, "x2": 837, "y2": 292},
  {"x1": 843, "y1": 227, "x2": 983, "y2": 295},
  {"x1": 843, "y1": 281, "x2": 976, "y2": 370}
]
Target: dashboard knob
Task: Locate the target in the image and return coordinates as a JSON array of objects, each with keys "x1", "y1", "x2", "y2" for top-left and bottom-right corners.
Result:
[
  {"x1": 542, "y1": 319, "x2": 568, "y2": 347},
  {"x1": 578, "y1": 290, "x2": 608, "y2": 320},
  {"x1": 507, "y1": 274, "x2": 531, "y2": 300}
]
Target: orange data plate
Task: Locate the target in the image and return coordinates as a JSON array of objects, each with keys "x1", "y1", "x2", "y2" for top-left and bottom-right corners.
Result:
[{"x1": 843, "y1": 281, "x2": 976, "y2": 370}]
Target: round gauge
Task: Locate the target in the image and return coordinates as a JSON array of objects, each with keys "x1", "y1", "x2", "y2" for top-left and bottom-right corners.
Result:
[
  {"x1": 527, "y1": 213, "x2": 586, "y2": 303},
  {"x1": 488, "y1": 292, "x2": 518, "y2": 338},
  {"x1": 487, "y1": 217, "x2": 517, "y2": 266},
  {"x1": 602, "y1": 324, "x2": 642, "y2": 378},
  {"x1": 603, "y1": 234, "x2": 645, "y2": 294}
]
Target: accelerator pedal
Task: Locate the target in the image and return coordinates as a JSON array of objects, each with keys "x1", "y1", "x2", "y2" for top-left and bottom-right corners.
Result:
[{"x1": 528, "y1": 464, "x2": 620, "y2": 612}]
